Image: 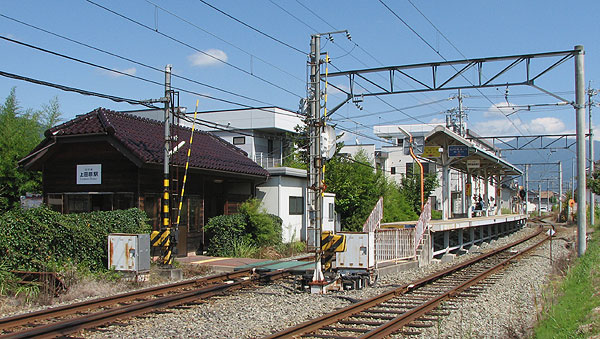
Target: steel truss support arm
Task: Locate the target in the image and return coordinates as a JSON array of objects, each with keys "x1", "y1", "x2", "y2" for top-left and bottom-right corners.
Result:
[{"x1": 323, "y1": 49, "x2": 578, "y2": 99}]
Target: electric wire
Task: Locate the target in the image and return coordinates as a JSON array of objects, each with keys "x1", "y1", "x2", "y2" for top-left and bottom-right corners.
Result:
[
  {"x1": 196, "y1": 0, "x2": 306, "y2": 55},
  {"x1": 378, "y1": 0, "x2": 530, "y2": 136},
  {"x1": 0, "y1": 13, "x2": 275, "y2": 106},
  {"x1": 294, "y1": 0, "x2": 450, "y2": 113},
  {"x1": 85, "y1": 0, "x2": 303, "y2": 99},
  {"x1": 0, "y1": 70, "x2": 159, "y2": 108},
  {"x1": 0, "y1": 34, "x2": 302, "y2": 119},
  {"x1": 143, "y1": 0, "x2": 305, "y2": 85},
  {"x1": 379, "y1": 0, "x2": 556, "y2": 168}
]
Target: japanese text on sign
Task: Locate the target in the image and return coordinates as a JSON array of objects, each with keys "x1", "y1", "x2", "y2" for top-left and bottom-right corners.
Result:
[{"x1": 77, "y1": 164, "x2": 101, "y2": 185}]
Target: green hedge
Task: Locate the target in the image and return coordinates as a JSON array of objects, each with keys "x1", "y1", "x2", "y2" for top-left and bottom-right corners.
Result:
[
  {"x1": 204, "y1": 199, "x2": 282, "y2": 257},
  {"x1": 0, "y1": 206, "x2": 151, "y2": 272}
]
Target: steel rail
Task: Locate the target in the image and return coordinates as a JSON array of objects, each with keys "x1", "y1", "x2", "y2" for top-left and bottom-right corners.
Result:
[
  {"x1": 0, "y1": 255, "x2": 311, "y2": 333},
  {"x1": 264, "y1": 227, "x2": 545, "y2": 338},
  {"x1": 0, "y1": 268, "x2": 254, "y2": 331},
  {"x1": 359, "y1": 232, "x2": 549, "y2": 338},
  {"x1": 0, "y1": 267, "x2": 294, "y2": 339}
]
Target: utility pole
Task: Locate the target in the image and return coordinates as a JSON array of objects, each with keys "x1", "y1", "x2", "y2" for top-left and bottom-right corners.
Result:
[
  {"x1": 589, "y1": 82, "x2": 597, "y2": 227},
  {"x1": 458, "y1": 89, "x2": 467, "y2": 216},
  {"x1": 575, "y1": 45, "x2": 587, "y2": 256},
  {"x1": 308, "y1": 34, "x2": 324, "y2": 288},
  {"x1": 161, "y1": 64, "x2": 176, "y2": 266},
  {"x1": 559, "y1": 161, "x2": 563, "y2": 216},
  {"x1": 572, "y1": 158, "x2": 575, "y2": 198},
  {"x1": 524, "y1": 164, "x2": 529, "y2": 215},
  {"x1": 538, "y1": 183, "x2": 542, "y2": 217}
]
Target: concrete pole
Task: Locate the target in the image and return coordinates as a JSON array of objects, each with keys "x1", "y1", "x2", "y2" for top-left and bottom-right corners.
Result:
[
  {"x1": 309, "y1": 34, "x2": 324, "y2": 283},
  {"x1": 495, "y1": 175, "x2": 501, "y2": 215},
  {"x1": 458, "y1": 89, "x2": 464, "y2": 136},
  {"x1": 525, "y1": 164, "x2": 529, "y2": 215},
  {"x1": 163, "y1": 65, "x2": 172, "y2": 231},
  {"x1": 559, "y1": 161, "x2": 563, "y2": 216},
  {"x1": 575, "y1": 45, "x2": 587, "y2": 256},
  {"x1": 538, "y1": 183, "x2": 542, "y2": 216},
  {"x1": 467, "y1": 173, "x2": 473, "y2": 219},
  {"x1": 572, "y1": 158, "x2": 575, "y2": 198},
  {"x1": 484, "y1": 169, "x2": 489, "y2": 216},
  {"x1": 442, "y1": 145, "x2": 451, "y2": 220},
  {"x1": 589, "y1": 84, "x2": 595, "y2": 227}
]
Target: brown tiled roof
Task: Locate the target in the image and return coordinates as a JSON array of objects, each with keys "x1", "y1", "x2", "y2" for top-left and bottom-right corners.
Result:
[{"x1": 42, "y1": 108, "x2": 269, "y2": 177}]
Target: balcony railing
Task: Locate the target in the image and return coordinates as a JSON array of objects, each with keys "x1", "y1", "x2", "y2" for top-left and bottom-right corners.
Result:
[{"x1": 252, "y1": 153, "x2": 282, "y2": 168}]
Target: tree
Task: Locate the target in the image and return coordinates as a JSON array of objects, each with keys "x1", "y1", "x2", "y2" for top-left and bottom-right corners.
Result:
[
  {"x1": 398, "y1": 163, "x2": 440, "y2": 215},
  {"x1": 0, "y1": 89, "x2": 62, "y2": 211},
  {"x1": 588, "y1": 167, "x2": 600, "y2": 195},
  {"x1": 325, "y1": 151, "x2": 386, "y2": 231}
]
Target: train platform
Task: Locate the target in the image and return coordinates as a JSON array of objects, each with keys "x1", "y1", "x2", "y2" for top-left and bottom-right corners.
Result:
[{"x1": 429, "y1": 214, "x2": 527, "y2": 232}]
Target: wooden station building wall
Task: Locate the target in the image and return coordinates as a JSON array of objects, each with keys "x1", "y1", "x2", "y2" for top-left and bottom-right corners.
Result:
[{"x1": 41, "y1": 140, "x2": 256, "y2": 255}]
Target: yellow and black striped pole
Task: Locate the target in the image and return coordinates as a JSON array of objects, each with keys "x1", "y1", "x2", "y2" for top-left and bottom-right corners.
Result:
[{"x1": 176, "y1": 100, "x2": 199, "y2": 227}]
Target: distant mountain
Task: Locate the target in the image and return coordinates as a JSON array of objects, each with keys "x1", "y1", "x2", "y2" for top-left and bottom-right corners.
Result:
[{"x1": 499, "y1": 138, "x2": 600, "y2": 190}]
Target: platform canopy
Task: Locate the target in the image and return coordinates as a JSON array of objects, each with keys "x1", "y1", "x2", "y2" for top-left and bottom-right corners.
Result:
[{"x1": 424, "y1": 125, "x2": 522, "y2": 177}]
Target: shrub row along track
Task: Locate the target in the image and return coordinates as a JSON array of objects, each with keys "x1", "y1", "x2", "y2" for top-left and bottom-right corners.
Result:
[
  {"x1": 0, "y1": 261, "x2": 303, "y2": 339},
  {"x1": 265, "y1": 227, "x2": 548, "y2": 338}
]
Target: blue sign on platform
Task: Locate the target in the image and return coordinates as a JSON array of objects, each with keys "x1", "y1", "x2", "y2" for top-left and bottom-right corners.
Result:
[{"x1": 448, "y1": 145, "x2": 469, "y2": 157}]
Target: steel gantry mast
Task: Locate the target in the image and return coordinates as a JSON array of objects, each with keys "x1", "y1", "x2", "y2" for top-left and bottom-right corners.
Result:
[
  {"x1": 307, "y1": 33, "x2": 324, "y2": 288},
  {"x1": 323, "y1": 46, "x2": 588, "y2": 256}
]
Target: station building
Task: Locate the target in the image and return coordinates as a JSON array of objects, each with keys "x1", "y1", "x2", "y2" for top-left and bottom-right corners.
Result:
[{"x1": 19, "y1": 108, "x2": 269, "y2": 255}]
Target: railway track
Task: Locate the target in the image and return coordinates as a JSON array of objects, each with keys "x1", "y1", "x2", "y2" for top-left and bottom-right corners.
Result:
[
  {"x1": 265, "y1": 227, "x2": 549, "y2": 338},
  {"x1": 0, "y1": 260, "x2": 307, "y2": 339}
]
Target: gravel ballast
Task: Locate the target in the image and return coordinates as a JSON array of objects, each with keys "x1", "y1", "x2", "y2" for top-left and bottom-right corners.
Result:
[{"x1": 70, "y1": 225, "x2": 574, "y2": 338}]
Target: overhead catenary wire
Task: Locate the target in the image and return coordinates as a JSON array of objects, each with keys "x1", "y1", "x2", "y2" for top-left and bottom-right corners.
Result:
[
  {"x1": 85, "y1": 0, "x2": 303, "y2": 99},
  {"x1": 143, "y1": 0, "x2": 305, "y2": 85},
  {"x1": 0, "y1": 13, "x2": 277, "y2": 106},
  {"x1": 0, "y1": 70, "x2": 159, "y2": 108},
  {"x1": 0, "y1": 34, "x2": 303, "y2": 120},
  {"x1": 196, "y1": 0, "x2": 306, "y2": 55},
  {"x1": 293, "y1": 0, "x2": 451, "y2": 114},
  {"x1": 378, "y1": 0, "x2": 529, "y2": 135}
]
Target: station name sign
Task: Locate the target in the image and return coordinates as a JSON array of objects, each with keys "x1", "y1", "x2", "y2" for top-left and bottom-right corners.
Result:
[
  {"x1": 77, "y1": 164, "x2": 102, "y2": 185},
  {"x1": 448, "y1": 145, "x2": 469, "y2": 157}
]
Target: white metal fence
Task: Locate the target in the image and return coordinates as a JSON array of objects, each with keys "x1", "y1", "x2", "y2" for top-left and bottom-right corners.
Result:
[
  {"x1": 414, "y1": 198, "x2": 432, "y2": 256},
  {"x1": 374, "y1": 198, "x2": 432, "y2": 266},
  {"x1": 374, "y1": 228, "x2": 416, "y2": 266},
  {"x1": 362, "y1": 197, "x2": 384, "y2": 232}
]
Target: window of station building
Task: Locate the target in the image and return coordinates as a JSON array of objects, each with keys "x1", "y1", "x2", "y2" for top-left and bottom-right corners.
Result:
[
  {"x1": 233, "y1": 136, "x2": 245, "y2": 145},
  {"x1": 188, "y1": 197, "x2": 204, "y2": 233},
  {"x1": 289, "y1": 196, "x2": 304, "y2": 215},
  {"x1": 66, "y1": 194, "x2": 91, "y2": 213},
  {"x1": 114, "y1": 193, "x2": 134, "y2": 210},
  {"x1": 390, "y1": 167, "x2": 396, "y2": 175}
]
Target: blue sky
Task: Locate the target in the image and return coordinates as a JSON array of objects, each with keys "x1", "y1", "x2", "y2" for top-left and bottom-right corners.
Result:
[{"x1": 1, "y1": 0, "x2": 599, "y2": 163}]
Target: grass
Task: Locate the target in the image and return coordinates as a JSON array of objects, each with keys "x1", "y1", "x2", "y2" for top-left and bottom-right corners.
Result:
[{"x1": 534, "y1": 228, "x2": 600, "y2": 338}]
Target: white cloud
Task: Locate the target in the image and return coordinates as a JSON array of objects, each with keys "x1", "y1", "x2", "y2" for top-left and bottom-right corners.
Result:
[
  {"x1": 484, "y1": 102, "x2": 519, "y2": 118},
  {"x1": 526, "y1": 117, "x2": 565, "y2": 134},
  {"x1": 103, "y1": 67, "x2": 137, "y2": 78},
  {"x1": 188, "y1": 49, "x2": 228, "y2": 67},
  {"x1": 471, "y1": 116, "x2": 567, "y2": 136}
]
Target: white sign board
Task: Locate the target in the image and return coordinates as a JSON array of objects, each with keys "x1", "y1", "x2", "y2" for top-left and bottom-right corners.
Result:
[
  {"x1": 466, "y1": 159, "x2": 480, "y2": 169},
  {"x1": 77, "y1": 164, "x2": 102, "y2": 185}
]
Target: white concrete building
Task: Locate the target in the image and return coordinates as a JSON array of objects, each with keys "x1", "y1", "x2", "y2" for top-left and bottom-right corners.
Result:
[{"x1": 191, "y1": 107, "x2": 303, "y2": 168}]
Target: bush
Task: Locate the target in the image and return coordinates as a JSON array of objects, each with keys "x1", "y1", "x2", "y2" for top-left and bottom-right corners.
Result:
[
  {"x1": 0, "y1": 206, "x2": 150, "y2": 272},
  {"x1": 239, "y1": 199, "x2": 282, "y2": 246},
  {"x1": 204, "y1": 214, "x2": 248, "y2": 257},
  {"x1": 204, "y1": 199, "x2": 283, "y2": 257}
]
